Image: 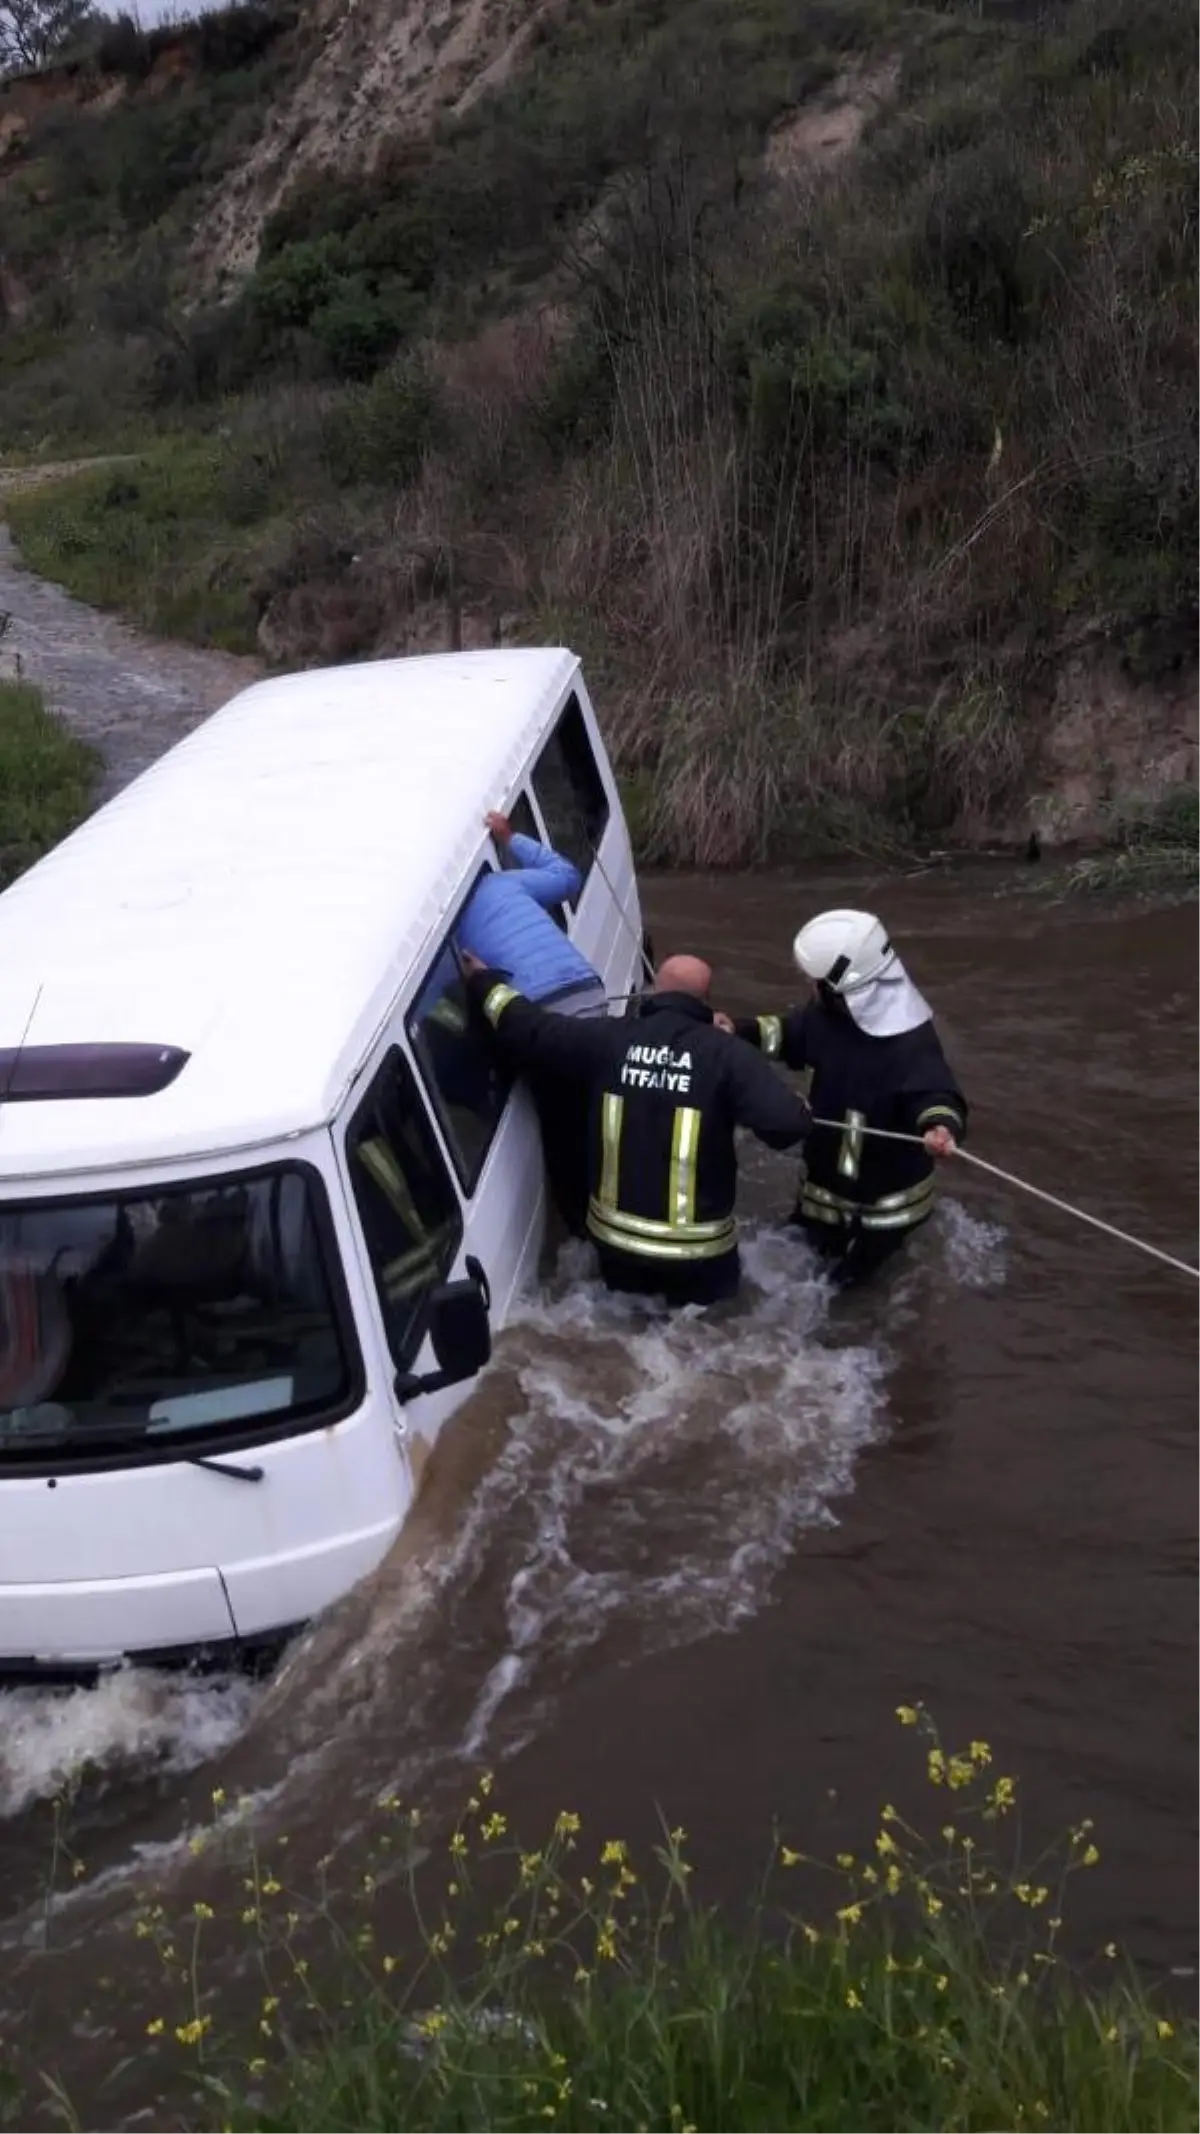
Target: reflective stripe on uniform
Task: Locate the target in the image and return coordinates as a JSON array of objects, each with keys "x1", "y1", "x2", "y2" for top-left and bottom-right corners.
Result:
[
  {"x1": 428, "y1": 996, "x2": 468, "y2": 1035},
  {"x1": 915, "y1": 1103, "x2": 963, "y2": 1133},
  {"x1": 837, "y1": 1108, "x2": 866, "y2": 1181},
  {"x1": 482, "y1": 983, "x2": 520, "y2": 1028},
  {"x1": 757, "y1": 1014, "x2": 783, "y2": 1058},
  {"x1": 589, "y1": 1094, "x2": 734, "y2": 1263},
  {"x1": 599, "y1": 1092, "x2": 625, "y2": 1208},
  {"x1": 587, "y1": 1202, "x2": 737, "y2": 1262},
  {"x1": 799, "y1": 1174, "x2": 935, "y2": 1234},
  {"x1": 668, "y1": 1105, "x2": 701, "y2": 1227}
]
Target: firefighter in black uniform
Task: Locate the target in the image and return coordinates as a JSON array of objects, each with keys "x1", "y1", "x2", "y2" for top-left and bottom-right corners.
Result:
[
  {"x1": 726, "y1": 908, "x2": 967, "y2": 1288},
  {"x1": 464, "y1": 953, "x2": 812, "y2": 1308}
]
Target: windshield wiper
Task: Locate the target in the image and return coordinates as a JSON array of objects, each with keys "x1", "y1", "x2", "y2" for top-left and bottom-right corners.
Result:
[{"x1": 188, "y1": 1455, "x2": 265, "y2": 1483}]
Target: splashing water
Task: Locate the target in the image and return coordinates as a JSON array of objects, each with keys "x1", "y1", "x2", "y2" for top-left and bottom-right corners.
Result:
[
  {"x1": 0, "y1": 1669, "x2": 260, "y2": 1822},
  {"x1": 0, "y1": 1206, "x2": 1003, "y2": 1858}
]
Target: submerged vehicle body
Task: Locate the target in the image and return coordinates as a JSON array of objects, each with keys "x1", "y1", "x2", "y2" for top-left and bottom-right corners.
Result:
[{"x1": 0, "y1": 649, "x2": 643, "y2": 1677}]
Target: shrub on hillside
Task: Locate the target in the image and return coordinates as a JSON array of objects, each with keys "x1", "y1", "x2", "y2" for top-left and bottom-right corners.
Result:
[{"x1": 320, "y1": 358, "x2": 442, "y2": 488}]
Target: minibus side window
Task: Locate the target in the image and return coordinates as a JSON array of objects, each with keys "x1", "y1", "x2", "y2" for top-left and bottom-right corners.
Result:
[
  {"x1": 532, "y1": 694, "x2": 611, "y2": 892},
  {"x1": 408, "y1": 927, "x2": 515, "y2": 1196},
  {"x1": 346, "y1": 1049, "x2": 463, "y2": 1370}
]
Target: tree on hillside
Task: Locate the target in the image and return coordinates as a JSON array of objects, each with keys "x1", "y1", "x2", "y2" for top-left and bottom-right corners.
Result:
[{"x1": 0, "y1": 0, "x2": 95, "y2": 73}]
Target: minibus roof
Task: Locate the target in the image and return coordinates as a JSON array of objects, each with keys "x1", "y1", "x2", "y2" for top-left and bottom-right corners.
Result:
[{"x1": 0, "y1": 647, "x2": 581, "y2": 1184}]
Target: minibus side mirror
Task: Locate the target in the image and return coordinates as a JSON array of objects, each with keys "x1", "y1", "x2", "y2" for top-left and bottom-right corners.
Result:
[{"x1": 394, "y1": 1275, "x2": 492, "y2": 1405}]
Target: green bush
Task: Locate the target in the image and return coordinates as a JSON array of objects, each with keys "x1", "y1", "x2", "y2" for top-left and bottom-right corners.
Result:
[
  {"x1": 915, "y1": 144, "x2": 1032, "y2": 341},
  {"x1": 311, "y1": 282, "x2": 417, "y2": 382},
  {"x1": 320, "y1": 358, "x2": 441, "y2": 487},
  {"x1": 0, "y1": 681, "x2": 99, "y2": 889}
]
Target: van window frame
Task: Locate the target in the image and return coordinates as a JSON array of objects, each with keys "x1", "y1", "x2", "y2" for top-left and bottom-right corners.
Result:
[
  {"x1": 0, "y1": 1159, "x2": 366, "y2": 1478},
  {"x1": 529, "y1": 691, "x2": 611, "y2": 902},
  {"x1": 406, "y1": 867, "x2": 518, "y2": 1198},
  {"x1": 344, "y1": 1044, "x2": 465, "y2": 1374},
  {"x1": 503, "y1": 785, "x2": 570, "y2": 934}
]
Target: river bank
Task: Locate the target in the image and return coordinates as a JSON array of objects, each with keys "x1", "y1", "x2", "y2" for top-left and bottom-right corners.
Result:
[{"x1": 6, "y1": 1719, "x2": 1197, "y2": 2133}]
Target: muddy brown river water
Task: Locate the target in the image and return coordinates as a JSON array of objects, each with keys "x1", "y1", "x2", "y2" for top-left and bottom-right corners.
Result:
[{"x1": 0, "y1": 540, "x2": 1196, "y2": 2123}]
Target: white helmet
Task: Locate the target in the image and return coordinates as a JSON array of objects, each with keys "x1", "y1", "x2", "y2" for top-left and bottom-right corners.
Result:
[{"x1": 792, "y1": 909, "x2": 895, "y2": 996}]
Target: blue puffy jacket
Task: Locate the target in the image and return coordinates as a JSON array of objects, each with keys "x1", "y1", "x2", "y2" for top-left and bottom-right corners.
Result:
[{"x1": 456, "y1": 834, "x2": 601, "y2": 1002}]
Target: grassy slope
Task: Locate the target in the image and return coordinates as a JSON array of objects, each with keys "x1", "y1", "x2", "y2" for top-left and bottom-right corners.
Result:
[
  {"x1": 0, "y1": 678, "x2": 99, "y2": 888},
  {"x1": 0, "y1": 0, "x2": 1196, "y2": 862}
]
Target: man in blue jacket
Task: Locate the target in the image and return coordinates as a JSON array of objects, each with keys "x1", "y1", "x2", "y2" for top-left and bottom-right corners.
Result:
[
  {"x1": 457, "y1": 813, "x2": 606, "y2": 1016},
  {"x1": 455, "y1": 812, "x2": 607, "y2": 1237}
]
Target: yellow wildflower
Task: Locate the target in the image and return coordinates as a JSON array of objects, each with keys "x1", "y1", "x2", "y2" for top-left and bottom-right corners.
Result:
[
  {"x1": 1104, "y1": 2024, "x2": 1119, "y2": 2043},
  {"x1": 836, "y1": 1904, "x2": 863, "y2": 1926},
  {"x1": 896, "y1": 1705, "x2": 920, "y2": 1726},
  {"x1": 383, "y1": 1955, "x2": 398, "y2": 1974},
  {"x1": 924, "y1": 1894, "x2": 944, "y2": 1919},
  {"x1": 1157, "y1": 2020, "x2": 1175, "y2": 2041},
  {"x1": 780, "y1": 1846, "x2": 801, "y2": 1868},
  {"x1": 248, "y1": 2058, "x2": 266, "y2": 2077},
  {"x1": 601, "y1": 1839, "x2": 628, "y2": 1865},
  {"x1": 880, "y1": 1803, "x2": 898, "y2": 1822},
  {"x1": 927, "y1": 1749, "x2": 946, "y2": 1785},
  {"x1": 846, "y1": 1987, "x2": 863, "y2": 2009},
  {"x1": 876, "y1": 1831, "x2": 897, "y2": 1857},
  {"x1": 262, "y1": 1877, "x2": 282, "y2": 1897},
  {"x1": 934, "y1": 1973, "x2": 948, "y2": 1992},
  {"x1": 1082, "y1": 1844, "x2": 1100, "y2": 1867},
  {"x1": 174, "y1": 2017, "x2": 212, "y2": 2047},
  {"x1": 193, "y1": 1902, "x2": 214, "y2": 1922},
  {"x1": 145, "y1": 2019, "x2": 165, "y2": 2037},
  {"x1": 449, "y1": 1832, "x2": 468, "y2": 1859},
  {"x1": 554, "y1": 1810, "x2": 581, "y2": 1837},
  {"x1": 479, "y1": 1771, "x2": 494, "y2": 1797},
  {"x1": 419, "y1": 2011, "x2": 448, "y2": 2038},
  {"x1": 836, "y1": 1852, "x2": 855, "y2": 1870},
  {"x1": 210, "y1": 1787, "x2": 226, "y2": 1808},
  {"x1": 801, "y1": 1924, "x2": 820, "y2": 1944},
  {"x1": 481, "y1": 1812, "x2": 507, "y2": 1842},
  {"x1": 969, "y1": 1741, "x2": 992, "y2": 1767},
  {"x1": 1104, "y1": 1942, "x2": 1118, "y2": 1959}
]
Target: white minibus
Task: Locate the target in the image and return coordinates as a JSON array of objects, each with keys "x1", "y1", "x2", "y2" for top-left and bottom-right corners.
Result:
[{"x1": 0, "y1": 649, "x2": 644, "y2": 1675}]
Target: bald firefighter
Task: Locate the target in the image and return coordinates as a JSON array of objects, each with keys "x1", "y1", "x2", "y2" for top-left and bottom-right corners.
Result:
[
  {"x1": 726, "y1": 909, "x2": 967, "y2": 1287},
  {"x1": 464, "y1": 953, "x2": 812, "y2": 1307}
]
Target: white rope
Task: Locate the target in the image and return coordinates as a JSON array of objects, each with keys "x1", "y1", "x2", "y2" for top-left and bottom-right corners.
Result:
[
  {"x1": 809, "y1": 1118, "x2": 1199, "y2": 1282},
  {"x1": 589, "y1": 841, "x2": 657, "y2": 986}
]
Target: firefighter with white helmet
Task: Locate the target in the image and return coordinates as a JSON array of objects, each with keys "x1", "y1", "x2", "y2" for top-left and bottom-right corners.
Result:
[{"x1": 724, "y1": 908, "x2": 967, "y2": 1286}]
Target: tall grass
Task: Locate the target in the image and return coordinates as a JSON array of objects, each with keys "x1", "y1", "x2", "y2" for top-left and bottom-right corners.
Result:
[
  {"x1": 11, "y1": 1706, "x2": 1195, "y2": 2131},
  {"x1": 0, "y1": 679, "x2": 99, "y2": 889}
]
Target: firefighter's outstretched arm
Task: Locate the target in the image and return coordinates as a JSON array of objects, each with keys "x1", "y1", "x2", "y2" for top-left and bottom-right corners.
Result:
[
  {"x1": 464, "y1": 968, "x2": 611, "y2": 1078},
  {"x1": 727, "y1": 1044, "x2": 812, "y2": 1151},
  {"x1": 729, "y1": 1007, "x2": 808, "y2": 1072}
]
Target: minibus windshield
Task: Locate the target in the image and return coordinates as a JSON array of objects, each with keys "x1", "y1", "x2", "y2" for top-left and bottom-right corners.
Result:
[{"x1": 0, "y1": 1165, "x2": 356, "y2": 1464}]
